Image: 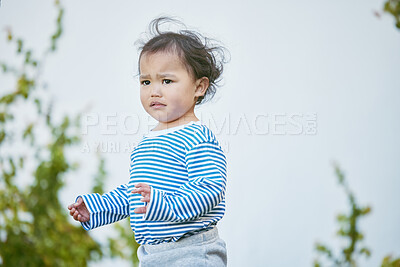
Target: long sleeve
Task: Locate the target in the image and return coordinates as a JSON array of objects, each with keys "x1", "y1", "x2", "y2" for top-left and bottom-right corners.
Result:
[
  {"x1": 143, "y1": 141, "x2": 227, "y2": 222},
  {"x1": 78, "y1": 184, "x2": 130, "y2": 230}
]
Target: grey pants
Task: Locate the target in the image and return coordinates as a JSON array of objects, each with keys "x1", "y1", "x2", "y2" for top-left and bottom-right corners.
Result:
[{"x1": 137, "y1": 227, "x2": 227, "y2": 267}]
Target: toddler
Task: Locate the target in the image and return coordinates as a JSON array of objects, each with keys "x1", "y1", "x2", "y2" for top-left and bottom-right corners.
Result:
[{"x1": 68, "y1": 15, "x2": 230, "y2": 267}]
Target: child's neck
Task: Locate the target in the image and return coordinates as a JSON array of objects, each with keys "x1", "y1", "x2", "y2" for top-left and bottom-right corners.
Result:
[{"x1": 153, "y1": 116, "x2": 200, "y2": 131}]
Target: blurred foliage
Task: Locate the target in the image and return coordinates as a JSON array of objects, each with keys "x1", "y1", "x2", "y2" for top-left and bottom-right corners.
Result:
[
  {"x1": 92, "y1": 156, "x2": 107, "y2": 196},
  {"x1": 108, "y1": 220, "x2": 140, "y2": 267},
  {"x1": 381, "y1": 256, "x2": 400, "y2": 267},
  {"x1": 0, "y1": 0, "x2": 138, "y2": 266},
  {"x1": 383, "y1": 0, "x2": 400, "y2": 29},
  {"x1": 313, "y1": 162, "x2": 400, "y2": 267}
]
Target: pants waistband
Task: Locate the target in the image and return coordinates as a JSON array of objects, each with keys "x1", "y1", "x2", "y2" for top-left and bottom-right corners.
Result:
[{"x1": 142, "y1": 227, "x2": 219, "y2": 254}]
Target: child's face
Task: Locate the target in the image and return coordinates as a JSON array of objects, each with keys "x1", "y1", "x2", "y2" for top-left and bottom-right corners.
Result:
[{"x1": 139, "y1": 51, "x2": 207, "y2": 128}]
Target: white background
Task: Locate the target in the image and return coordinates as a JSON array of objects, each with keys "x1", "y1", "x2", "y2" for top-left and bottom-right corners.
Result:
[{"x1": 1, "y1": 0, "x2": 399, "y2": 266}]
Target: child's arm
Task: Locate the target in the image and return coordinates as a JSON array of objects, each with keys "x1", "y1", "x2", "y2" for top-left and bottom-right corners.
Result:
[
  {"x1": 133, "y1": 141, "x2": 227, "y2": 222},
  {"x1": 68, "y1": 184, "x2": 130, "y2": 230}
]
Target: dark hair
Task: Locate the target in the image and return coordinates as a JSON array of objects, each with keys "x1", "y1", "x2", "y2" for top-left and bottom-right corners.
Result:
[{"x1": 134, "y1": 15, "x2": 230, "y2": 105}]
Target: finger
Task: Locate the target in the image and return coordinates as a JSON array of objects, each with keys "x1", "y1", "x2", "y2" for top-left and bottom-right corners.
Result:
[
  {"x1": 133, "y1": 184, "x2": 148, "y2": 191},
  {"x1": 141, "y1": 196, "x2": 150, "y2": 202},
  {"x1": 77, "y1": 214, "x2": 82, "y2": 222},
  {"x1": 73, "y1": 210, "x2": 79, "y2": 220},
  {"x1": 133, "y1": 186, "x2": 151, "y2": 194},
  {"x1": 80, "y1": 214, "x2": 88, "y2": 222},
  {"x1": 74, "y1": 197, "x2": 83, "y2": 207},
  {"x1": 79, "y1": 215, "x2": 88, "y2": 222},
  {"x1": 69, "y1": 208, "x2": 76, "y2": 216},
  {"x1": 135, "y1": 183, "x2": 150, "y2": 189},
  {"x1": 132, "y1": 189, "x2": 149, "y2": 195},
  {"x1": 133, "y1": 206, "x2": 147, "y2": 214}
]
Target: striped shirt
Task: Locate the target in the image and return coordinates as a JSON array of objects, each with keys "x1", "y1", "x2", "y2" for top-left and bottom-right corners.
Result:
[{"x1": 79, "y1": 120, "x2": 227, "y2": 245}]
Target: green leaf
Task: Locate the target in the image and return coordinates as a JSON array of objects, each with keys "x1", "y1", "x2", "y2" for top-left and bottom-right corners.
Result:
[
  {"x1": 360, "y1": 247, "x2": 371, "y2": 257},
  {"x1": 360, "y1": 206, "x2": 371, "y2": 215}
]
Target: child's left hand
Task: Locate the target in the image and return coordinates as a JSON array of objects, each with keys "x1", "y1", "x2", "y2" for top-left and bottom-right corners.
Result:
[{"x1": 132, "y1": 183, "x2": 151, "y2": 214}]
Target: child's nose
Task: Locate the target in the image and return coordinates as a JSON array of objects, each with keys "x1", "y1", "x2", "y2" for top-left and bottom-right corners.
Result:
[{"x1": 150, "y1": 84, "x2": 162, "y2": 97}]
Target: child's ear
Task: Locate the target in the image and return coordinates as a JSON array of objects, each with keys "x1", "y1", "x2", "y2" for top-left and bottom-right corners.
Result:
[{"x1": 194, "y1": 77, "x2": 209, "y2": 97}]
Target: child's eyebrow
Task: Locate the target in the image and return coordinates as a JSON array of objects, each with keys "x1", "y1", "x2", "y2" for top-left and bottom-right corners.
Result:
[{"x1": 139, "y1": 73, "x2": 177, "y2": 79}]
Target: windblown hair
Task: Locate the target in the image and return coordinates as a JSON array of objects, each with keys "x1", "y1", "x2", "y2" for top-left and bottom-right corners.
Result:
[{"x1": 134, "y1": 15, "x2": 230, "y2": 105}]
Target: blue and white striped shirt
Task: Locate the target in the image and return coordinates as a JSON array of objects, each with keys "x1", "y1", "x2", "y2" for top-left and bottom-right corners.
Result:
[{"x1": 79, "y1": 120, "x2": 227, "y2": 245}]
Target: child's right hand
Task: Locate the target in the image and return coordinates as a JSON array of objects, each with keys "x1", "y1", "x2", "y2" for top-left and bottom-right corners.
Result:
[{"x1": 68, "y1": 197, "x2": 90, "y2": 222}]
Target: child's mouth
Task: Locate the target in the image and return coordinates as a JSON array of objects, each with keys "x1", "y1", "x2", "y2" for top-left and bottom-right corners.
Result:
[{"x1": 151, "y1": 103, "x2": 166, "y2": 108}]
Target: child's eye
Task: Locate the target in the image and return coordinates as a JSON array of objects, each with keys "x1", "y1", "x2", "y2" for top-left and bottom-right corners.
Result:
[
  {"x1": 141, "y1": 80, "x2": 150, "y2": 86},
  {"x1": 163, "y1": 79, "x2": 172, "y2": 84}
]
